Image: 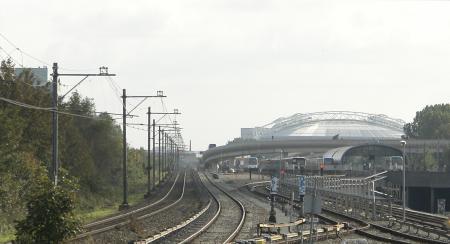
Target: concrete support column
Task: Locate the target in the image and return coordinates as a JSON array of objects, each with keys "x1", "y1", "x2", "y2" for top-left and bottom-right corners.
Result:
[{"x1": 430, "y1": 187, "x2": 435, "y2": 213}]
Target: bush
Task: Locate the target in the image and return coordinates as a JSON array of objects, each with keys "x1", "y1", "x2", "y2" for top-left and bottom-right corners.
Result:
[{"x1": 15, "y1": 172, "x2": 81, "y2": 243}]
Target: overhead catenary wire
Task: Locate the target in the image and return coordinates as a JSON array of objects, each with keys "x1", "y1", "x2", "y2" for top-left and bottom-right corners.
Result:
[
  {"x1": 1, "y1": 78, "x2": 45, "y2": 87},
  {"x1": 0, "y1": 32, "x2": 96, "y2": 72},
  {"x1": 0, "y1": 96, "x2": 151, "y2": 137},
  {"x1": 0, "y1": 33, "x2": 186, "y2": 148},
  {"x1": 104, "y1": 77, "x2": 126, "y2": 109},
  {"x1": 0, "y1": 46, "x2": 24, "y2": 68},
  {"x1": 0, "y1": 96, "x2": 120, "y2": 122}
]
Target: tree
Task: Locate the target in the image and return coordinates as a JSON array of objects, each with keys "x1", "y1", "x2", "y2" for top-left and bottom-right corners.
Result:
[
  {"x1": 423, "y1": 149, "x2": 437, "y2": 171},
  {"x1": 404, "y1": 104, "x2": 450, "y2": 139},
  {"x1": 0, "y1": 57, "x2": 131, "y2": 240},
  {"x1": 15, "y1": 170, "x2": 81, "y2": 243},
  {"x1": 442, "y1": 146, "x2": 450, "y2": 172}
]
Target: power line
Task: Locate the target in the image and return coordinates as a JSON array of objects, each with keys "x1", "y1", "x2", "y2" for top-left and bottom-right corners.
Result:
[
  {"x1": 0, "y1": 96, "x2": 52, "y2": 110},
  {"x1": 0, "y1": 46, "x2": 24, "y2": 68},
  {"x1": 0, "y1": 33, "x2": 18, "y2": 51},
  {"x1": 0, "y1": 95, "x2": 151, "y2": 137},
  {"x1": 0, "y1": 32, "x2": 95, "y2": 72},
  {"x1": 0, "y1": 96, "x2": 119, "y2": 121},
  {"x1": 105, "y1": 76, "x2": 128, "y2": 110}
]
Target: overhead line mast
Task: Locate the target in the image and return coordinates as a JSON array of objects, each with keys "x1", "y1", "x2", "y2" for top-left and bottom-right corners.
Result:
[
  {"x1": 51, "y1": 63, "x2": 115, "y2": 186},
  {"x1": 120, "y1": 89, "x2": 166, "y2": 209}
]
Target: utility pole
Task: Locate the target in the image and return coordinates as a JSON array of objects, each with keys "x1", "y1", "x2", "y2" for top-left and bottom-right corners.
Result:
[
  {"x1": 165, "y1": 133, "x2": 168, "y2": 179},
  {"x1": 158, "y1": 126, "x2": 162, "y2": 185},
  {"x1": 145, "y1": 107, "x2": 151, "y2": 198},
  {"x1": 171, "y1": 138, "x2": 174, "y2": 172},
  {"x1": 162, "y1": 130, "x2": 166, "y2": 182},
  {"x1": 168, "y1": 137, "x2": 171, "y2": 173},
  {"x1": 148, "y1": 110, "x2": 181, "y2": 180},
  {"x1": 167, "y1": 134, "x2": 169, "y2": 176},
  {"x1": 51, "y1": 63, "x2": 58, "y2": 186},
  {"x1": 120, "y1": 91, "x2": 165, "y2": 209},
  {"x1": 51, "y1": 64, "x2": 115, "y2": 186},
  {"x1": 121, "y1": 89, "x2": 128, "y2": 209},
  {"x1": 152, "y1": 119, "x2": 156, "y2": 190}
]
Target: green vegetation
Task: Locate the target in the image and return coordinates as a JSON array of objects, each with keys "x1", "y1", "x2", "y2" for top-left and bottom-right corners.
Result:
[
  {"x1": 15, "y1": 170, "x2": 81, "y2": 243},
  {"x1": 0, "y1": 58, "x2": 152, "y2": 242},
  {"x1": 404, "y1": 104, "x2": 450, "y2": 139},
  {"x1": 404, "y1": 104, "x2": 450, "y2": 171}
]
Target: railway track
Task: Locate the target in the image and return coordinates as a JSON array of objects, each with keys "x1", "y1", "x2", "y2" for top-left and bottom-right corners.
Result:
[
  {"x1": 189, "y1": 172, "x2": 246, "y2": 243},
  {"x1": 379, "y1": 204, "x2": 449, "y2": 230},
  {"x1": 319, "y1": 208, "x2": 417, "y2": 243},
  {"x1": 70, "y1": 171, "x2": 185, "y2": 242},
  {"x1": 251, "y1": 182, "x2": 450, "y2": 243},
  {"x1": 146, "y1": 171, "x2": 246, "y2": 244}
]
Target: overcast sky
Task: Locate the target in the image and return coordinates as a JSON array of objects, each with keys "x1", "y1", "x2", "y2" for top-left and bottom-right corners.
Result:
[{"x1": 1, "y1": 0, "x2": 450, "y2": 150}]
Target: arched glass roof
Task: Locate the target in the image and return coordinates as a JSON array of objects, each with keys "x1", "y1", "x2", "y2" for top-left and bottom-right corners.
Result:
[
  {"x1": 323, "y1": 144, "x2": 402, "y2": 164},
  {"x1": 252, "y1": 111, "x2": 405, "y2": 140}
]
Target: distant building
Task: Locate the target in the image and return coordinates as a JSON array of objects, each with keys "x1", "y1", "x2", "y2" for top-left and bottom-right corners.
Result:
[
  {"x1": 14, "y1": 67, "x2": 48, "y2": 86},
  {"x1": 241, "y1": 111, "x2": 405, "y2": 140},
  {"x1": 241, "y1": 128, "x2": 255, "y2": 139},
  {"x1": 241, "y1": 127, "x2": 270, "y2": 139}
]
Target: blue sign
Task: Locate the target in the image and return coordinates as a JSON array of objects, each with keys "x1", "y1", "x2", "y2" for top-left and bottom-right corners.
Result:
[{"x1": 298, "y1": 175, "x2": 306, "y2": 196}]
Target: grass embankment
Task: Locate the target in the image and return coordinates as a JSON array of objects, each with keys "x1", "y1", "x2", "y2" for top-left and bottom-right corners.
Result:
[
  {"x1": 77, "y1": 172, "x2": 169, "y2": 224},
  {"x1": 0, "y1": 173, "x2": 171, "y2": 243}
]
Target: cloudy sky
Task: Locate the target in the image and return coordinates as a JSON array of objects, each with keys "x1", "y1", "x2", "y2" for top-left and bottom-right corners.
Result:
[{"x1": 1, "y1": 0, "x2": 450, "y2": 150}]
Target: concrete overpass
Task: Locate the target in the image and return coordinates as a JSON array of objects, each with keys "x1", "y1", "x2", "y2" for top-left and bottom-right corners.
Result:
[{"x1": 202, "y1": 138, "x2": 450, "y2": 163}]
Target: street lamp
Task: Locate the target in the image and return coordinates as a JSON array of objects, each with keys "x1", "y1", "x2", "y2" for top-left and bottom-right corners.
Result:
[{"x1": 400, "y1": 140, "x2": 407, "y2": 222}]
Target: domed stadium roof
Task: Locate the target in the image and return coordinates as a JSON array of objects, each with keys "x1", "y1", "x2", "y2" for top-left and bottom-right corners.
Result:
[{"x1": 244, "y1": 111, "x2": 405, "y2": 140}]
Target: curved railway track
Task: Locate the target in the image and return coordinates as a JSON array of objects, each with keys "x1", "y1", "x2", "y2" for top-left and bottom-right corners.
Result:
[
  {"x1": 251, "y1": 182, "x2": 449, "y2": 243},
  {"x1": 379, "y1": 204, "x2": 449, "y2": 231},
  {"x1": 70, "y1": 171, "x2": 185, "y2": 242},
  {"x1": 191, "y1": 172, "x2": 246, "y2": 243},
  {"x1": 147, "y1": 171, "x2": 246, "y2": 244}
]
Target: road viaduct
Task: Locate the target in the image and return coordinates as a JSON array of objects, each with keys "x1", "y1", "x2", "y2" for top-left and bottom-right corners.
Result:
[{"x1": 202, "y1": 138, "x2": 450, "y2": 164}]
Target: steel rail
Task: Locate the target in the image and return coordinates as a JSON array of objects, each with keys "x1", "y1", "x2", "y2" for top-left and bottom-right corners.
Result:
[
  {"x1": 132, "y1": 170, "x2": 196, "y2": 243},
  {"x1": 135, "y1": 171, "x2": 186, "y2": 221},
  {"x1": 134, "y1": 170, "x2": 221, "y2": 244},
  {"x1": 72, "y1": 172, "x2": 183, "y2": 240},
  {"x1": 203, "y1": 172, "x2": 246, "y2": 244},
  {"x1": 177, "y1": 172, "x2": 222, "y2": 243},
  {"x1": 254, "y1": 182, "x2": 449, "y2": 244}
]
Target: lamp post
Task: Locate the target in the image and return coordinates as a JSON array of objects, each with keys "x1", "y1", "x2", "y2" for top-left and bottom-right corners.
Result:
[{"x1": 401, "y1": 140, "x2": 407, "y2": 222}]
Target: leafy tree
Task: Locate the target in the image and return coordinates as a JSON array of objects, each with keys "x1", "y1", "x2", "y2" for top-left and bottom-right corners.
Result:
[
  {"x1": 0, "y1": 57, "x2": 143, "y2": 240},
  {"x1": 443, "y1": 146, "x2": 450, "y2": 172},
  {"x1": 423, "y1": 149, "x2": 437, "y2": 171},
  {"x1": 128, "y1": 147, "x2": 147, "y2": 193},
  {"x1": 404, "y1": 104, "x2": 450, "y2": 139},
  {"x1": 15, "y1": 170, "x2": 81, "y2": 243}
]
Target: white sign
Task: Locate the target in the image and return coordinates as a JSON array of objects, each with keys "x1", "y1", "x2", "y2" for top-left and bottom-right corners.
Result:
[
  {"x1": 270, "y1": 176, "x2": 279, "y2": 194},
  {"x1": 298, "y1": 175, "x2": 306, "y2": 196}
]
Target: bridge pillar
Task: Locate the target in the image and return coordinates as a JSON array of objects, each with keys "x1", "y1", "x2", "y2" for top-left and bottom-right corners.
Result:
[{"x1": 430, "y1": 187, "x2": 435, "y2": 213}]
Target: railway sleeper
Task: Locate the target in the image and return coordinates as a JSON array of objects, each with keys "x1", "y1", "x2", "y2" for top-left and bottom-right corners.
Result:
[
  {"x1": 397, "y1": 220, "x2": 449, "y2": 240},
  {"x1": 387, "y1": 217, "x2": 397, "y2": 228}
]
